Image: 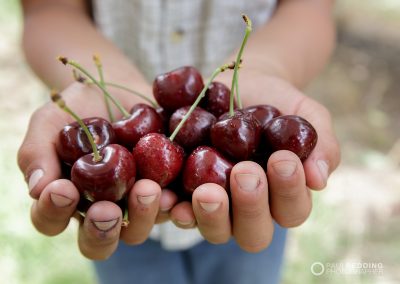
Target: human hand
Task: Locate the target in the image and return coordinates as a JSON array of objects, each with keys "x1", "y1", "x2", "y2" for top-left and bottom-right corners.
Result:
[
  {"x1": 17, "y1": 82, "x2": 179, "y2": 259},
  {"x1": 166, "y1": 73, "x2": 340, "y2": 252}
]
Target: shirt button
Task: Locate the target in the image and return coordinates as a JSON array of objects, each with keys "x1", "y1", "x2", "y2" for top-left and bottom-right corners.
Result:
[{"x1": 170, "y1": 28, "x2": 185, "y2": 43}]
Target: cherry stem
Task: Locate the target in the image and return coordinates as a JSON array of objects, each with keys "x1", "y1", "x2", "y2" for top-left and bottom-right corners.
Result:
[
  {"x1": 169, "y1": 62, "x2": 235, "y2": 142},
  {"x1": 51, "y1": 91, "x2": 102, "y2": 162},
  {"x1": 105, "y1": 82, "x2": 158, "y2": 108},
  {"x1": 72, "y1": 69, "x2": 158, "y2": 109},
  {"x1": 230, "y1": 14, "x2": 252, "y2": 116},
  {"x1": 93, "y1": 55, "x2": 115, "y2": 122},
  {"x1": 122, "y1": 208, "x2": 129, "y2": 227},
  {"x1": 58, "y1": 56, "x2": 131, "y2": 118}
]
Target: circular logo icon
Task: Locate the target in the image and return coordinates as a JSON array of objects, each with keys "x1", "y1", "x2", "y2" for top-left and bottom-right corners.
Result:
[{"x1": 311, "y1": 262, "x2": 325, "y2": 276}]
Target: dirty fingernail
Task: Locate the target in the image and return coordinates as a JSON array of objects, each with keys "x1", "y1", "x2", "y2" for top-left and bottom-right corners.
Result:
[
  {"x1": 272, "y1": 160, "x2": 297, "y2": 177},
  {"x1": 137, "y1": 194, "x2": 157, "y2": 205},
  {"x1": 28, "y1": 169, "x2": 44, "y2": 192},
  {"x1": 92, "y1": 218, "x2": 119, "y2": 232},
  {"x1": 199, "y1": 202, "x2": 221, "y2": 213},
  {"x1": 235, "y1": 173, "x2": 259, "y2": 192},
  {"x1": 50, "y1": 193, "x2": 73, "y2": 208}
]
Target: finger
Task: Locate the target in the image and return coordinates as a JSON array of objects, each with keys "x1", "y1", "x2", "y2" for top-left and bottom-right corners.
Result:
[
  {"x1": 120, "y1": 179, "x2": 161, "y2": 245},
  {"x1": 230, "y1": 161, "x2": 274, "y2": 253},
  {"x1": 192, "y1": 183, "x2": 231, "y2": 244},
  {"x1": 267, "y1": 150, "x2": 312, "y2": 227},
  {"x1": 18, "y1": 83, "x2": 111, "y2": 199},
  {"x1": 295, "y1": 98, "x2": 341, "y2": 190},
  {"x1": 18, "y1": 104, "x2": 66, "y2": 199},
  {"x1": 31, "y1": 179, "x2": 80, "y2": 236},
  {"x1": 155, "y1": 189, "x2": 178, "y2": 224},
  {"x1": 78, "y1": 201, "x2": 122, "y2": 260},
  {"x1": 170, "y1": 201, "x2": 196, "y2": 229}
]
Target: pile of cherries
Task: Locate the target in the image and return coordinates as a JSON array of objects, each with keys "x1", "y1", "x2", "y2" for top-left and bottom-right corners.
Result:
[
  {"x1": 54, "y1": 64, "x2": 317, "y2": 209},
  {"x1": 53, "y1": 16, "x2": 317, "y2": 216}
]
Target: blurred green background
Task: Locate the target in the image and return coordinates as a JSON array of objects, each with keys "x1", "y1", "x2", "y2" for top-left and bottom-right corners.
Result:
[{"x1": 1, "y1": 1, "x2": 399, "y2": 283}]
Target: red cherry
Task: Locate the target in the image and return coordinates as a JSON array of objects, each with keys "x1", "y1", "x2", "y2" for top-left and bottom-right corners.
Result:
[
  {"x1": 71, "y1": 144, "x2": 136, "y2": 202},
  {"x1": 169, "y1": 106, "x2": 216, "y2": 150},
  {"x1": 57, "y1": 117, "x2": 116, "y2": 166},
  {"x1": 263, "y1": 115, "x2": 318, "y2": 161},
  {"x1": 243, "y1": 104, "x2": 281, "y2": 128},
  {"x1": 203, "y1": 81, "x2": 236, "y2": 117},
  {"x1": 153, "y1": 66, "x2": 204, "y2": 112},
  {"x1": 112, "y1": 103, "x2": 164, "y2": 149},
  {"x1": 133, "y1": 133, "x2": 184, "y2": 188},
  {"x1": 211, "y1": 110, "x2": 261, "y2": 161},
  {"x1": 183, "y1": 146, "x2": 234, "y2": 195}
]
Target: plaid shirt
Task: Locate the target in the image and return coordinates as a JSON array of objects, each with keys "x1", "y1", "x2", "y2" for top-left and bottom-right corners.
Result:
[{"x1": 93, "y1": 0, "x2": 277, "y2": 250}]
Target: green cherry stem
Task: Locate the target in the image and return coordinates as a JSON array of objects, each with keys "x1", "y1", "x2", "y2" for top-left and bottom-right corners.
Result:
[
  {"x1": 50, "y1": 91, "x2": 102, "y2": 162},
  {"x1": 93, "y1": 55, "x2": 115, "y2": 122},
  {"x1": 58, "y1": 56, "x2": 130, "y2": 118},
  {"x1": 230, "y1": 14, "x2": 252, "y2": 116},
  {"x1": 169, "y1": 62, "x2": 236, "y2": 142},
  {"x1": 105, "y1": 82, "x2": 158, "y2": 108},
  {"x1": 71, "y1": 69, "x2": 157, "y2": 109}
]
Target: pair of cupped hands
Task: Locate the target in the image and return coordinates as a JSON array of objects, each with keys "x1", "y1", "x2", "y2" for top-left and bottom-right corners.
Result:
[{"x1": 18, "y1": 71, "x2": 340, "y2": 260}]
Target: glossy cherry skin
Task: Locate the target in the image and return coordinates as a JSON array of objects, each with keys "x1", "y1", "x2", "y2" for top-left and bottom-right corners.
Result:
[
  {"x1": 243, "y1": 104, "x2": 281, "y2": 129},
  {"x1": 211, "y1": 110, "x2": 261, "y2": 161},
  {"x1": 112, "y1": 103, "x2": 164, "y2": 149},
  {"x1": 153, "y1": 66, "x2": 204, "y2": 112},
  {"x1": 133, "y1": 133, "x2": 185, "y2": 188},
  {"x1": 169, "y1": 106, "x2": 216, "y2": 150},
  {"x1": 183, "y1": 146, "x2": 234, "y2": 195},
  {"x1": 202, "y1": 81, "x2": 236, "y2": 117},
  {"x1": 57, "y1": 117, "x2": 116, "y2": 166},
  {"x1": 263, "y1": 115, "x2": 318, "y2": 162},
  {"x1": 71, "y1": 144, "x2": 136, "y2": 202}
]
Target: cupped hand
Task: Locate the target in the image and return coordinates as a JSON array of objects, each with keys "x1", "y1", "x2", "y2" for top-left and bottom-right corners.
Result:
[
  {"x1": 18, "y1": 82, "x2": 178, "y2": 260},
  {"x1": 167, "y1": 72, "x2": 340, "y2": 252}
]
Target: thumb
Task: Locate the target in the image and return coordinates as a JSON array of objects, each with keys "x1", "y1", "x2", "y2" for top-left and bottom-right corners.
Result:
[{"x1": 17, "y1": 105, "x2": 65, "y2": 199}]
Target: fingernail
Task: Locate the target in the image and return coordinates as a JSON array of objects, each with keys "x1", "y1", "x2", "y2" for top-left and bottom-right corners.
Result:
[
  {"x1": 28, "y1": 169, "x2": 43, "y2": 192},
  {"x1": 92, "y1": 218, "x2": 119, "y2": 232},
  {"x1": 160, "y1": 205, "x2": 173, "y2": 212},
  {"x1": 317, "y1": 160, "x2": 329, "y2": 185},
  {"x1": 235, "y1": 173, "x2": 259, "y2": 191},
  {"x1": 176, "y1": 219, "x2": 195, "y2": 226},
  {"x1": 199, "y1": 202, "x2": 221, "y2": 213},
  {"x1": 50, "y1": 193, "x2": 73, "y2": 208},
  {"x1": 272, "y1": 160, "x2": 297, "y2": 177},
  {"x1": 137, "y1": 194, "x2": 157, "y2": 205}
]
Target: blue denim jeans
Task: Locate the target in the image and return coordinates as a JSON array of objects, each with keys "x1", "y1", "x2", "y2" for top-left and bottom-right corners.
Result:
[{"x1": 94, "y1": 223, "x2": 287, "y2": 284}]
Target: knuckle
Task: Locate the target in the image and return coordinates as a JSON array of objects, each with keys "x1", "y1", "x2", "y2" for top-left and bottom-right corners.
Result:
[
  {"x1": 236, "y1": 205, "x2": 264, "y2": 220},
  {"x1": 274, "y1": 208, "x2": 311, "y2": 228},
  {"x1": 238, "y1": 235, "x2": 273, "y2": 253},
  {"x1": 121, "y1": 234, "x2": 147, "y2": 246},
  {"x1": 272, "y1": 185, "x2": 301, "y2": 201}
]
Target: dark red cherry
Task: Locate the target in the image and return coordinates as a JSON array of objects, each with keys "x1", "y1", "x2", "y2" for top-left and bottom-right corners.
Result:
[
  {"x1": 112, "y1": 103, "x2": 164, "y2": 149},
  {"x1": 133, "y1": 133, "x2": 185, "y2": 188},
  {"x1": 263, "y1": 115, "x2": 318, "y2": 161},
  {"x1": 183, "y1": 146, "x2": 234, "y2": 195},
  {"x1": 57, "y1": 117, "x2": 116, "y2": 166},
  {"x1": 203, "y1": 81, "x2": 236, "y2": 117},
  {"x1": 153, "y1": 66, "x2": 204, "y2": 112},
  {"x1": 243, "y1": 104, "x2": 281, "y2": 128},
  {"x1": 211, "y1": 110, "x2": 261, "y2": 161},
  {"x1": 156, "y1": 107, "x2": 171, "y2": 134},
  {"x1": 169, "y1": 106, "x2": 216, "y2": 150},
  {"x1": 71, "y1": 144, "x2": 136, "y2": 202}
]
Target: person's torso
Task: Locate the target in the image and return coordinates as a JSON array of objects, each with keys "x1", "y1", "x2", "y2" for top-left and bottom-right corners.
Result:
[{"x1": 94, "y1": 0, "x2": 277, "y2": 81}]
